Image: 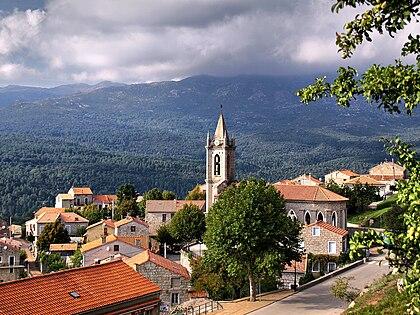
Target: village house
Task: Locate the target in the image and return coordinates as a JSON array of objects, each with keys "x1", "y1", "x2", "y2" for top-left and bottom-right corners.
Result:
[
  {"x1": 324, "y1": 169, "x2": 359, "y2": 185},
  {"x1": 81, "y1": 234, "x2": 145, "y2": 266},
  {"x1": 49, "y1": 243, "x2": 78, "y2": 265},
  {"x1": 302, "y1": 221, "x2": 348, "y2": 274},
  {"x1": 343, "y1": 175, "x2": 391, "y2": 197},
  {"x1": 0, "y1": 260, "x2": 161, "y2": 315},
  {"x1": 369, "y1": 161, "x2": 405, "y2": 180},
  {"x1": 281, "y1": 255, "x2": 307, "y2": 289},
  {"x1": 84, "y1": 218, "x2": 116, "y2": 243},
  {"x1": 126, "y1": 250, "x2": 191, "y2": 313},
  {"x1": 145, "y1": 200, "x2": 205, "y2": 235},
  {"x1": 0, "y1": 238, "x2": 25, "y2": 283},
  {"x1": 55, "y1": 186, "x2": 117, "y2": 211}
]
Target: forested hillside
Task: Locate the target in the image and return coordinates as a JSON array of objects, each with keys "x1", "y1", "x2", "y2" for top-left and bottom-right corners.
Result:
[{"x1": 0, "y1": 75, "x2": 419, "y2": 222}]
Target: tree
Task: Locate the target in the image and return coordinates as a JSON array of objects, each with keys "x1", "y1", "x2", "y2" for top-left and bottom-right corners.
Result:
[
  {"x1": 39, "y1": 252, "x2": 66, "y2": 272},
  {"x1": 297, "y1": 1, "x2": 420, "y2": 312},
  {"x1": 36, "y1": 221, "x2": 71, "y2": 252},
  {"x1": 80, "y1": 204, "x2": 103, "y2": 224},
  {"x1": 186, "y1": 185, "x2": 206, "y2": 200},
  {"x1": 204, "y1": 178, "x2": 302, "y2": 302},
  {"x1": 155, "y1": 224, "x2": 176, "y2": 246},
  {"x1": 162, "y1": 190, "x2": 176, "y2": 200},
  {"x1": 70, "y1": 249, "x2": 83, "y2": 268},
  {"x1": 138, "y1": 187, "x2": 177, "y2": 218},
  {"x1": 382, "y1": 205, "x2": 405, "y2": 232},
  {"x1": 169, "y1": 204, "x2": 206, "y2": 244},
  {"x1": 115, "y1": 184, "x2": 140, "y2": 219}
]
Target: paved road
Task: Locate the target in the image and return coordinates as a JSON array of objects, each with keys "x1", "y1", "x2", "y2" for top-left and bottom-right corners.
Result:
[{"x1": 251, "y1": 258, "x2": 389, "y2": 315}]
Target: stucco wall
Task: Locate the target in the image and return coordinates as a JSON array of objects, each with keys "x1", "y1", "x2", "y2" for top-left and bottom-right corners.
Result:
[
  {"x1": 83, "y1": 240, "x2": 144, "y2": 266},
  {"x1": 85, "y1": 224, "x2": 115, "y2": 243}
]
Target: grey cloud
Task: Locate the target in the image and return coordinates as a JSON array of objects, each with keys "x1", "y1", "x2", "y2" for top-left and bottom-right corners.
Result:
[{"x1": 0, "y1": 0, "x2": 413, "y2": 86}]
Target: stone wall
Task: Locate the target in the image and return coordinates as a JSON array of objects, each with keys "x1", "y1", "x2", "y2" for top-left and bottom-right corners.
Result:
[
  {"x1": 285, "y1": 201, "x2": 347, "y2": 229},
  {"x1": 280, "y1": 272, "x2": 304, "y2": 289},
  {"x1": 145, "y1": 213, "x2": 174, "y2": 235},
  {"x1": 63, "y1": 222, "x2": 89, "y2": 237},
  {"x1": 302, "y1": 225, "x2": 346, "y2": 256},
  {"x1": 85, "y1": 224, "x2": 115, "y2": 243},
  {"x1": 116, "y1": 221, "x2": 149, "y2": 237},
  {"x1": 136, "y1": 261, "x2": 189, "y2": 313},
  {"x1": 0, "y1": 247, "x2": 22, "y2": 282}
]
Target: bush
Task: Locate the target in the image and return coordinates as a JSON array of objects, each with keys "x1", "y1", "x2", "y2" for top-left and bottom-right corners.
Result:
[{"x1": 331, "y1": 277, "x2": 360, "y2": 302}]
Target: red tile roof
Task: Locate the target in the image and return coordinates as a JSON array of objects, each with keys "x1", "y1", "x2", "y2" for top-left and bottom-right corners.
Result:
[
  {"x1": 0, "y1": 260, "x2": 160, "y2": 315},
  {"x1": 114, "y1": 216, "x2": 149, "y2": 228},
  {"x1": 34, "y1": 207, "x2": 65, "y2": 219},
  {"x1": 60, "y1": 212, "x2": 89, "y2": 223},
  {"x1": 345, "y1": 175, "x2": 384, "y2": 186},
  {"x1": 93, "y1": 194, "x2": 117, "y2": 204},
  {"x1": 146, "y1": 200, "x2": 206, "y2": 213},
  {"x1": 339, "y1": 169, "x2": 359, "y2": 177},
  {"x1": 307, "y1": 221, "x2": 348, "y2": 236},
  {"x1": 0, "y1": 237, "x2": 22, "y2": 251},
  {"x1": 292, "y1": 174, "x2": 322, "y2": 184},
  {"x1": 126, "y1": 250, "x2": 190, "y2": 279},
  {"x1": 69, "y1": 187, "x2": 93, "y2": 195},
  {"x1": 284, "y1": 255, "x2": 307, "y2": 273},
  {"x1": 274, "y1": 184, "x2": 348, "y2": 202},
  {"x1": 37, "y1": 212, "x2": 61, "y2": 224},
  {"x1": 86, "y1": 219, "x2": 115, "y2": 230}
]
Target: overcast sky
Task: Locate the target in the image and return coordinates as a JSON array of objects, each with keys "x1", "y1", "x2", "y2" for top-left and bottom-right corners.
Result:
[{"x1": 0, "y1": 0, "x2": 416, "y2": 86}]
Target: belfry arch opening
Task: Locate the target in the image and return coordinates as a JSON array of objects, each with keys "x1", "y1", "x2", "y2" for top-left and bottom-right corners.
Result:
[{"x1": 214, "y1": 154, "x2": 221, "y2": 176}]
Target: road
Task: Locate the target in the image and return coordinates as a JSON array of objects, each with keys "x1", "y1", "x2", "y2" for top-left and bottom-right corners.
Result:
[{"x1": 251, "y1": 258, "x2": 389, "y2": 315}]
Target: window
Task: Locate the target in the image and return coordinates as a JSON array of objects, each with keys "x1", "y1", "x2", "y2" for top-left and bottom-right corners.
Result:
[
  {"x1": 331, "y1": 212, "x2": 337, "y2": 227},
  {"x1": 214, "y1": 154, "x2": 221, "y2": 176},
  {"x1": 9, "y1": 256, "x2": 14, "y2": 266},
  {"x1": 328, "y1": 241, "x2": 337, "y2": 254},
  {"x1": 76, "y1": 198, "x2": 80, "y2": 206},
  {"x1": 84, "y1": 198, "x2": 88, "y2": 205},
  {"x1": 304, "y1": 212, "x2": 311, "y2": 225},
  {"x1": 162, "y1": 214, "x2": 167, "y2": 222},
  {"x1": 171, "y1": 292, "x2": 180, "y2": 305},
  {"x1": 171, "y1": 277, "x2": 181, "y2": 288},
  {"x1": 131, "y1": 226, "x2": 136, "y2": 232},
  {"x1": 343, "y1": 238, "x2": 347, "y2": 251},
  {"x1": 327, "y1": 262, "x2": 337, "y2": 273},
  {"x1": 311, "y1": 261, "x2": 320, "y2": 272},
  {"x1": 0, "y1": 256, "x2": 2, "y2": 263},
  {"x1": 288, "y1": 210, "x2": 297, "y2": 220},
  {"x1": 104, "y1": 227, "x2": 108, "y2": 236},
  {"x1": 113, "y1": 245, "x2": 120, "y2": 252},
  {"x1": 312, "y1": 227, "x2": 320, "y2": 236},
  {"x1": 317, "y1": 212, "x2": 324, "y2": 222}
]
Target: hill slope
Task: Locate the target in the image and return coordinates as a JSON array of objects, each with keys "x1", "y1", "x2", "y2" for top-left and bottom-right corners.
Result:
[{"x1": 0, "y1": 75, "x2": 418, "y2": 221}]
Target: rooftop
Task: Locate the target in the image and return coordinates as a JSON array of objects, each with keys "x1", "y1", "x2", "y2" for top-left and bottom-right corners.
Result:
[
  {"x1": 86, "y1": 219, "x2": 115, "y2": 230},
  {"x1": 34, "y1": 207, "x2": 65, "y2": 219},
  {"x1": 93, "y1": 194, "x2": 117, "y2": 204},
  {"x1": 0, "y1": 260, "x2": 160, "y2": 315},
  {"x1": 125, "y1": 250, "x2": 190, "y2": 279},
  {"x1": 49, "y1": 243, "x2": 78, "y2": 252},
  {"x1": 69, "y1": 187, "x2": 93, "y2": 195},
  {"x1": 339, "y1": 169, "x2": 359, "y2": 177},
  {"x1": 146, "y1": 200, "x2": 206, "y2": 213},
  {"x1": 114, "y1": 216, "x2": 149, "y2": 228},
  {"x1": 81, "y1": 234, "x2": 118, "y2": 252},
  {"x1": 60, "y1": 212, "x2": 89, "y2": 223},
  {"x1": 274, "y1": 184, "x2": 348, "y2": 202},
  {"x1": 0, "y1": 237, "x2": 21, "y2": 250},
  {"x1": 345, "y1": 175, "x2": 384, "y2": 186}
]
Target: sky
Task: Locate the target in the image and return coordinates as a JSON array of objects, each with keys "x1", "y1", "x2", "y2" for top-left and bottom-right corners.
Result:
[{"x1": 0, "y1": 0, "x2": 416, "y2": 86}]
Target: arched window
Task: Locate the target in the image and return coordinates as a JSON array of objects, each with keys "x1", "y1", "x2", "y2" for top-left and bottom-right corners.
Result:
[
  {"x1": 304, "y1": 211, "x2": 311, "y2": 225},
  {"x1": 288, "y1": 210, "x2": 297, "y2": 220},
  {"x1": 317, "y1": 212, "x2": 324, "y2": 222},
  {"x1": 331, "y1": 212, "x2": 337, "y2": 227},
  {"x1": 214, "y1": 154, "x2": 221, "y2": 176}
]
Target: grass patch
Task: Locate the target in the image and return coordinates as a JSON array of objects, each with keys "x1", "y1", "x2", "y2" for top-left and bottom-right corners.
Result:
[
  {"x1": 376, "y1": 195, "x2": 397, "y2": 210},
  {"x1": 344, "y1": 273, "x2": 410, "y2": 315},
  {"x1": 348, "y1": 207, "x2": 391, "y2": 225}
]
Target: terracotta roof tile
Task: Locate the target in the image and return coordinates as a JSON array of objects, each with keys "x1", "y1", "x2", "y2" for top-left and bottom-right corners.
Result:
[
  {"x1": 93, "y1": 194, "x2": 117, "y2": 204},
  {"x1": 81, "y1": 235, "x2": 118, "y2": 253},
  {"x1": 292, "y1": 174, "x2": 322, "y2": 185},
  {"x1": 0, "y1": 238, "x2": 22, "y2": 251},
  {"x1": 284, "y1": 255, "x2": 307, "y2": 273},
  {"x1": 86, "y1": 219, "x2": 115, "y2": 230},
  {"x1": 126, "y1": 250, "x2": 190, "y2": 279},
  {"x1": 114, "y1": 216, "x2": 149, "y2": 228},
  {"x1": 37, "y1": 212, "x2": 61, "y2": 224},
  {"x1": 345, "y1": 175, "x2": 384, "y2": 186},
  {"x1": 274, "y1": 184, "x2": 348, "y2": 202},
  {"x1": 307, "y1": 221, "x2": 348, "y2": 236},
  {"x1": 49, "y1": 243, "x2": 78, "y2": 252},
  {"x1": 0, "y1": 260, "x2": 160, "y2": 315},
  {"x1": 146, "y1": 200, "x2": 205, "y2": 213},
  {"x1": 339, "y1": 169, "x2": 359, "y2": 177},
  {"x1": 60, "y1": 212, "x2": 89, "y2": 223},
  {"x1": 69, "y1": 187, "x2": 93, "y2": 195},
  {"x1": 34, "y1": 207, "x2": 65, "y2": 219}
]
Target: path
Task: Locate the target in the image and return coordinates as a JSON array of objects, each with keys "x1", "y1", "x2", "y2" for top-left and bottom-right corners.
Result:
[{"x1": 250, "y1": 257, "x2": 389, "y2": 315}]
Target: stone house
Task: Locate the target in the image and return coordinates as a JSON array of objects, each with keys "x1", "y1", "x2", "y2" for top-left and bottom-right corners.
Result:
[
  {"x1": 324, "y1": 169, "x2": 359, "y2": 185},
  {"x1": 302, "y1": 221, "x2": 348, "y2": 274},
  {"x1": 126, "y1": 250, "x2": 190, "y2": 313},
  {"x1": 0, "y1": 238, "x2": 25, "y2": 283},
  {"x1": 0, "y1": 260, "x2": 161, "y2": 315},
  {"x1": 369, "y1": 161, "x2": 405, "y2": 180},
  {"x1": 92, "y1": 194, "x2": 117, "y2": 210},
  {"x1": 344, "y1": 175, "x2": 391, "y2": 197},
  {"x1": 114, "y1": 216, "x2": 149, "y2": 236},
  {"x1": 274, "y1": 184, "x2": 348, "y2": 229},
  {"x1": 60, "y1": 212, "x2": 89, "y2": 236},
  {"x1": 81, "y1": 235, "x2": 145, "y2": 266},
  {"x1": 145, "y1": 200, "x2": 205, "y2": 235},
  {"x1": 0, "y1": 219, "x2": 9, "y2": 238},
  {"x1": 84, "y1": 219, "x2": 116, "y2": 243}
]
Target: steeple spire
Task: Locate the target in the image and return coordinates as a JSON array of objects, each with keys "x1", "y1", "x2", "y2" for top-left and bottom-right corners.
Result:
[{"x1": 214, "y1": 106, "x2": 228, "y2": 140}]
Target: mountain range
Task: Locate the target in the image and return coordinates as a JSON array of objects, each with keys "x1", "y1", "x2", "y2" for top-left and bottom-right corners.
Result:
[{"x1": 0, "y1": 75, "x2": 418, "y2": 221}]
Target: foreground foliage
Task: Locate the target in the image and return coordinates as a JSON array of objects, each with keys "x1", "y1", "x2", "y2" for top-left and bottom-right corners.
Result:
[{"x1": 36, "y1": 221, "x2": 71, "y2": 252}]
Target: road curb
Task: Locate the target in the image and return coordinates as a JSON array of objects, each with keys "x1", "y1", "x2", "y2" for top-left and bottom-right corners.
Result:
[{"x1": 297, "y1": 259, "x2": 365, "y2": 292}]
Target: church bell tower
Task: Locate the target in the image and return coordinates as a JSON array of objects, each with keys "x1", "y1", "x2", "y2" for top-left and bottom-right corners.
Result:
[{"x1": 205, "y1": 111, "x2": 236, "y2": 213}]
